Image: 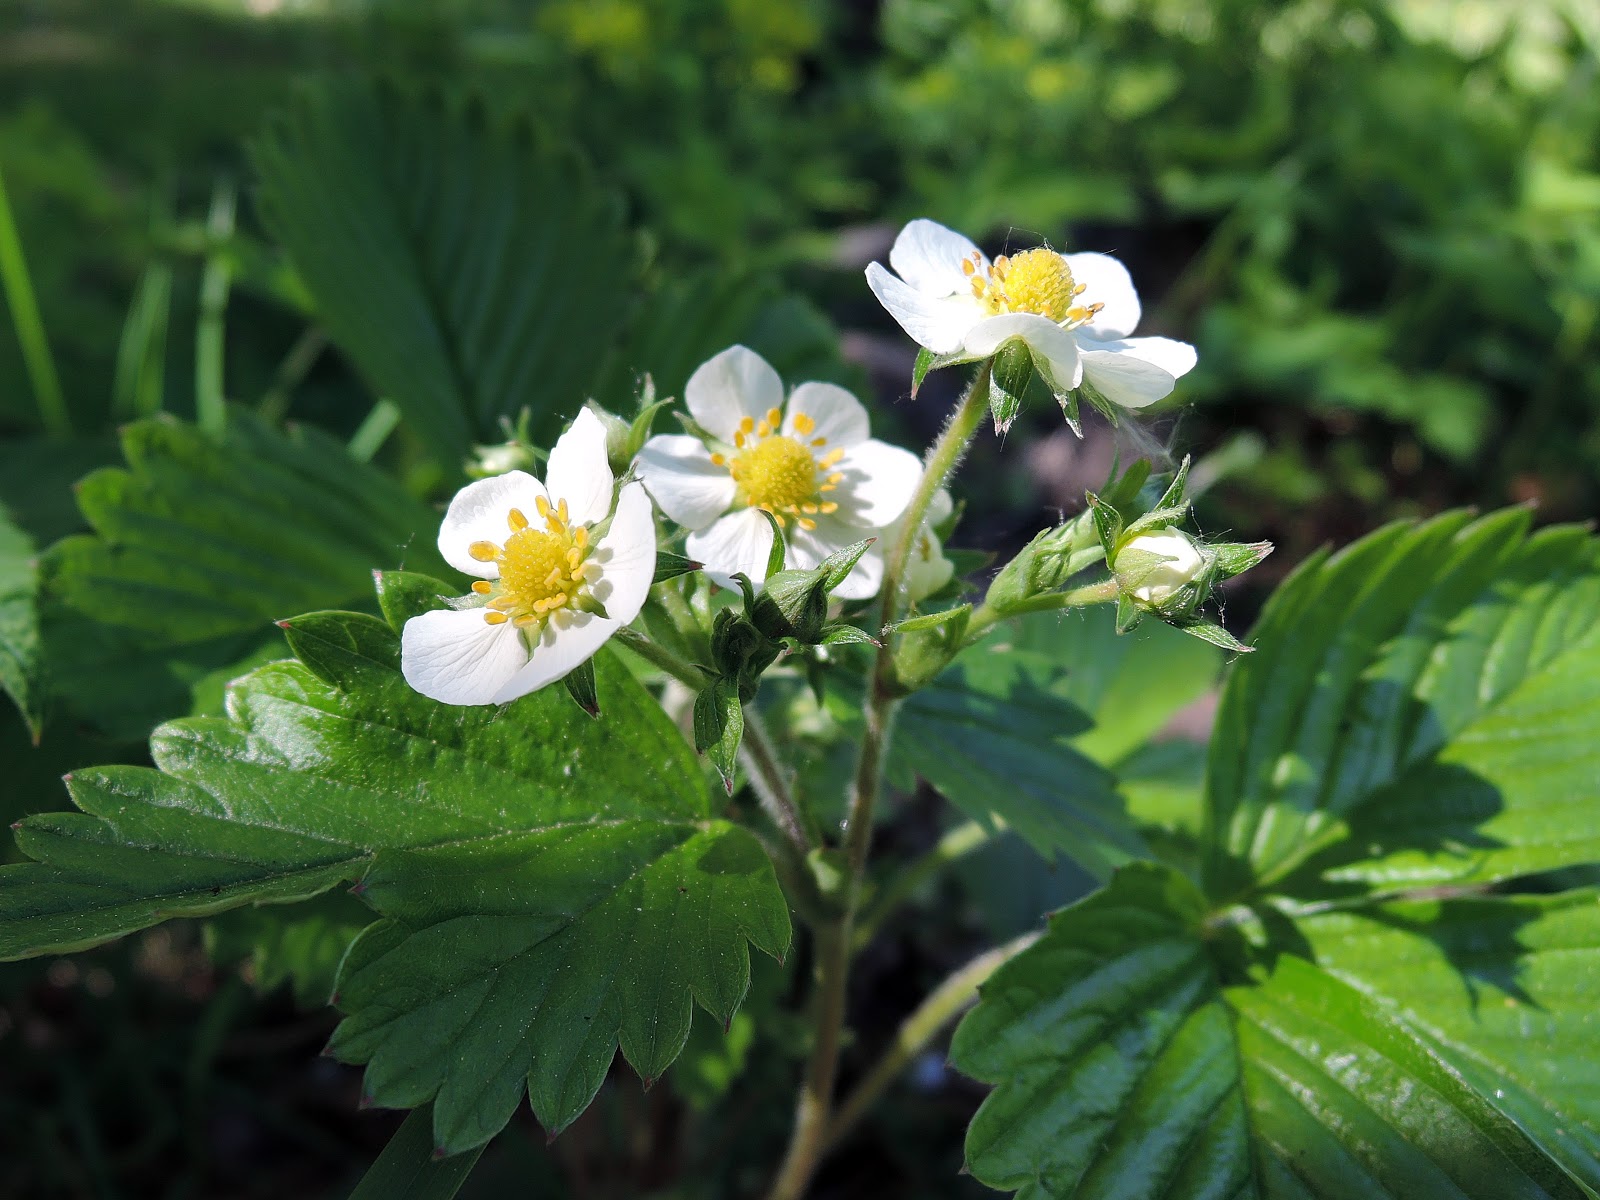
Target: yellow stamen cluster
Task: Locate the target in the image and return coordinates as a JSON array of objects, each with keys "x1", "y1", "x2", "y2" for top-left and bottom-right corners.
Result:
[
  {"x1": 962, "y1": 248, "x2": 1102, "y2": 325},
  {"x1": 709, "y1": 408, "x2": 843, "y2": 530},
  {"x1": 467, "y1": 495, "x2": 600, "y2": 631}
]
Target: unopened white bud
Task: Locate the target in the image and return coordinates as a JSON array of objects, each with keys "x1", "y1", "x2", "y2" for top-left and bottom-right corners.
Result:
[{"x1": 1124, "y1": 529, "x2": 1205, "y2": 604}]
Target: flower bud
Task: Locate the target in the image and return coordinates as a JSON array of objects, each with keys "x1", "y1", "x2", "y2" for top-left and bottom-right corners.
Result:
[
  {"x1": 466, "y1": 440, "x2": 537, "y2": 479},
  {"x1": 584, "y1": 401, "x2": 636, "y2": 478},
  {"x1": 1120, "y1": 529, "x2": 1206, "y2": 606}
]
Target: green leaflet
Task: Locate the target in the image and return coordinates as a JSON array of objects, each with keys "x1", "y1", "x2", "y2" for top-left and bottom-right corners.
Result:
[
  {"x1": 886, "y1": 642, "x2": 1145, "y2": 877},
  {"x1": 0, "y1": 610, "x2": 788, "y2": 1152},
  {"x1": 0, "y1": 511, "x2": 39, "y2": 735},
  {"x1": 951, "y1": 863, "x2": 1597, "y2": 1200},
  {"x1": 253, "y1": 81, "x2": 638, "y2": 467},
  {"x1": 37, "y1": 409, "x2": 444, "y2": 739},
  {"x1": 1204, "y1": 509, "x2": 1600, "y2": 899}
]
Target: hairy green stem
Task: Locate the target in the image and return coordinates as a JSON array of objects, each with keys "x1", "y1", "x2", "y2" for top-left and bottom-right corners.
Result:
[
  {"x1": 852, "y1": 818, "x2": 995, "y2": 951},
  {"x1": 826, "y1": 931, "x2": 1039, "y2": 1149},
  {"x1": 739, "y1": 705, "x2": 813, "y2": 854},
  {"x1": 612, "y1": 627, "x2": 712, "y2": 690},
  {"x1": 966, "y1": 577, "x2": 1120, "y2": 640},
  {"x1": 0, "y1": 164, "x2": 70, "y2": 436},
  {"x1": 767, "y1": 360, "x2": 994, "y2": 1200}
]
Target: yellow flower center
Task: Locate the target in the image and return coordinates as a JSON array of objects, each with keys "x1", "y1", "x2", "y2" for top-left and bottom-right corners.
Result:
[
  {"x1": 963, "y1": 248, "x2": 1102, "y2": 325},
  {"x1": 711, "y1": 407, "x2": 843, "y2": 529},
  {"x1": 466, "y1": 496, "x2": 598, "y2": 631}
]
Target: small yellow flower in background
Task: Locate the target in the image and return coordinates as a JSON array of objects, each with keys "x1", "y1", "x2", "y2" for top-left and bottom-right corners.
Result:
[
  {"x1": 866, "y1": 218, "x2": 1197, "y2": 410},
  {"x1": 634, "y1": 345, "x2": 922, "y2": 601},
  {"x1": 401, "y1": 409, "x2": 655, "y2": 705}
]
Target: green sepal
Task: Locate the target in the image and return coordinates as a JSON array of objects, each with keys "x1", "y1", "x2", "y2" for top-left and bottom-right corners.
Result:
[
  {"x1": 912, "y1": 347, "x2": 968, "y2": 397},
  {"x1": 651, "y1": 551, "x2": 703, "y2": 585},
  {"x1": 1057, "y1": 388, "x2": 1082, "y2": 436},
  {"x1": 562, "y1": 657, "x2": 600, "y2": 717},
  {"x1": 375, "y1": 570, "x2": 455, "y2": 632},
  {"x1": 1114, "y1": 591, "x2": 1144, "y2": 634},
  {"x1": 818, "y1": 622, "x2": 882, "y2": 648},
  {"x1": 889, "y1": 605, "x2": 975, "y2": 695},
  {"x1": 891, "y1": 604, "x2": 972, "y2": 636},
  {"x1": 988, "y1": 343, "x2": 1032, "y2": 435},
  {"x1": 759, "y1": 510, "x2": 786, "y2": 580},
  {"x1": 1087, "y1": 492, "x2": 1124, "y2": 557},
  {"x1": 693, "y1": 679, "x2": 744, "y2": 793},
  {"x1": 1173, "y1": 618, "x2": 1253, "y2": 653},
  {"x1": 1210, "y1": 540, "x2": 1275, "y2": 578},
  {"x1": 709, "y1": 608, "x2": 780, "y2": 702}
]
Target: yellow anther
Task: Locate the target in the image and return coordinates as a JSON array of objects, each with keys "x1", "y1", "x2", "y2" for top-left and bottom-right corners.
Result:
[
  {"x1": 967, "y1": 246, "x2": 1077, "y2": 322},
  {"x1": 468, "y1": 540, "x2": 501, "y2": 563},
  {"x1": 801, "y1": 503, "x2": 818, "y2": 514},
  {"x1": 574, "y1": 526, "x2": 588, "y2": 548},
  {"x1": 711, "y1": 452, "x2": 726, "y2": 466},
  {"x1": 792, "y1": 413, "x2": 816, "y2": 435},
  {"x1": 739, "y1": 417, "x2": 755, "y2": 434},
  {"x1": 820, "y1": 448, "x2": 845, "y2": 467},
  {"x1": 798, "y1": 518, "x2": 816, "y2": 530},
  {"x1": 557, "y1": 499, "x2": 569, "y2": 523},
  {"x1": 756, "y1": 420, "x2": 771, "y2": 437},
  {"x1": 961, "y1": 256, "x2": 978, "y2": 276},
  {"x1": 734, "y1": 432, "x2": 747, "y2": 448},
  {"x1": 484, "y1": 610, "x2": 509, "y2": 625},
  {"x1": 810, "y1": 437, "x2": 827, "y2": 448},
  {"x1": 471, "y1": 580, "x2": 493, "y2": 594},
  {"x1": 536, "y1": 496, "x2": 552, "y2": 518},
  {"x1": 766, "y1": 407, "x2": 782, "y2": 427},
  {"x1": 507, "y1": 507, "x2": 529, "y2": 531},
  {"x1": 827, "y1": 472, "x2": 844, "y2": 484},
  {"x1": 819, "y1": 501, "x2": 839, "y2": 513},
  {"x1": 513, "y1": 614, "x2": 536, "y2": 627}
]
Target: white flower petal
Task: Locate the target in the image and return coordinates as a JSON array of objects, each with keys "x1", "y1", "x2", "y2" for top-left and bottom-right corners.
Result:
[
  {"x1": 866, "y1": 262, "x2": 980, "y2": 355},
  {"x1": 591, "y1": 482, "x2": 655, "y2": 625},
  {"x1": 1065, "y1": 252, "x2": 1141, "y2": 339},
  {"x1": 790, "y1": 518, "x2": 884, "y2": 601},
  {"x1": 831, "y1": 439, "x2": 923, "y2": 529},
  {"x1": 437, "y1": 470, "x2": 550, "y2": 579},
  {"x1": 1079, "y1": 334, "x2": 1197, "y2": 381},
  {"x1": 784, "y1": 382, "x2": 870, "y2": 448},
  {"x1": 491, "y1": 612, "x2": 619, "y2": 703},
  {"x1": 905, "y1": 531, "x2": 955, "y2": 604},
  {"x1": 888, "y1": 218, "x2": 985, "y2": 297},
  {"x1": 686, "y1": 507, "x2": 776, "y2": 591},
  {"x1": 401, "y1": 607, "x2": 528, "y2": 705},
  {"x1": 685, "y1": 345, "x2": 784, "y2": 440},
  {"x1": 1080, "y1": 346, "x2": 1180, "y2": 410},
  {"x1": 925, "y1": 487, "x2": 954, "y2": 528},
  {"x1": 635, "y1": 434, "x2": 737, "y2": 530},
  {"x1": 962, "y1": 312, "x2": 1084, "y2": 393},
  {"x1": 545, "y1": 408, "x2": 616, "y2": 527}
]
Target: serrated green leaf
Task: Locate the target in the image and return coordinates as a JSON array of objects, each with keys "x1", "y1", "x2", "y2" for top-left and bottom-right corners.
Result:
[
  {"x1": 952, "y1": 863, "x2": 1595, "y2": 1199},
  {"x1": 1297, "y1": 890, "x2": 1600, "y2": 1187},
  {"x1": 694, "y1": 679, "x2": 745, "y2": 793},
  {"x1": 38, "y1": 411, "x2": 445, "y2": 738},
  {"x1": 254, "y1": 81, "x2": 637, "y2": 467},
  {"x1": 885, "y1": 643, "x2": 1145, "y2": 876},
  {"x1": 0, "y1": 615, "x2": 788, "y2": 1152},
  {"x1": 1205, "y1": 509, "x2": 1600, "y2": 900}
]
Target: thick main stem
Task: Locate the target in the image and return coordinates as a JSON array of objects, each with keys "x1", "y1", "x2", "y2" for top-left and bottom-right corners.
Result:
[{"x1": 767, "y1": 361, "x2": 993, "y2": 1200}]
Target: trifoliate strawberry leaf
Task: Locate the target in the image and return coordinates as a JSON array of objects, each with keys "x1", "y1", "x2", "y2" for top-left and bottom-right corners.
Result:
[
  {"x1": 951, "y1": 863, "x2": 1596, "y2": 1199},
  {"x1": 1205, "y1": 509, "x2": 1600, "y2": 901},
  {"x1": 254, "y1": 80, "x2": 638, "y2": 467},
  {"x1": 0, "y1": 612, "x2": 788, "y2": 1152},
  {"x1": 37, "y1": 410, "x2": 445, "y2": 739}
]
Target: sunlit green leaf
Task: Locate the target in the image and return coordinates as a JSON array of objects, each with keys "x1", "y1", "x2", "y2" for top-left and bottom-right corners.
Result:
[
  {"x1": 255, "y1": 81, "x2": 638, "y2": 467},
  {"x1": 1206, "y1": 510, "x2": 1600, "y2": 899}
]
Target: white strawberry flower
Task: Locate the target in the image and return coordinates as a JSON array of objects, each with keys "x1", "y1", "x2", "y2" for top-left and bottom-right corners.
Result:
[
  {"x1": 401, "y1": 409, "x2": 656, "y2": 705},
  {"x1": 865, "y1": 218, "x2": 1197, "y2": 410},
  {"x1": 634, "y1": 345, "x2": 922, "y2": 601}
]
